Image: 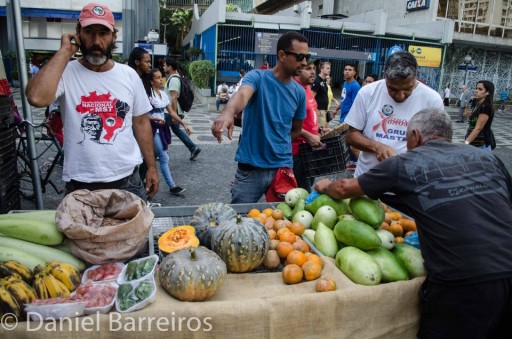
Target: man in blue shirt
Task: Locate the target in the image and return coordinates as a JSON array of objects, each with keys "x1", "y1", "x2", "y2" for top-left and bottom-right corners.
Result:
[
  {"x1": 334, "y1": 63, "x2": 361, "y2": 122},
  {"x1": 211, "y1": 31, "x2": 308, "y2": 203}
]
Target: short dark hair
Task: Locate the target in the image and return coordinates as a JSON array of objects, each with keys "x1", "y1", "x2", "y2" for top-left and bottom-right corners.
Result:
[
  {"x1": 276, "y1": 31, "x2": 308, "y2": 56},
  {"x1": 165, "y1": 57, "x2": 180, "y2": 71},
  {"x1": 344, "y1": 63, "x2": 358, "y2": 73},
  {"x1": 128, "y1": 47, "x2": 149, "y2": 70},
  {"x1": 366, "y1": 74, "x2": 378, "y2": 82},
  {"x1": 384, "y1": 51, "x2": 418, "y2": 81}
]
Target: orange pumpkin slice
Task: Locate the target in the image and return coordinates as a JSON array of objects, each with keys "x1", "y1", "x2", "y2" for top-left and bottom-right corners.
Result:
[{"x1": 158, "y1": 225, "x2": 200, "y2": 254}]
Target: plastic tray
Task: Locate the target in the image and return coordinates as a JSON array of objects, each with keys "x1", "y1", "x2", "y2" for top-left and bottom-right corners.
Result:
[
  {"x1": 299, "y1": 133, "x2": 350, "y2": 178},
  {"x1": 115, "y1": 277, "x2": 157, "y2": 313},
  {"x1": 81, "y1": 262, "x2": 125, "y2": 284},
  {"x1": 25, "y1": 301, "x2": 88, "y2": 321},
  {"x1": 117, "y1": 254, "x2": 158, "y2": 284},
  {"x1": 82, "y1": 282, "x2": 118, "y2": 315}
]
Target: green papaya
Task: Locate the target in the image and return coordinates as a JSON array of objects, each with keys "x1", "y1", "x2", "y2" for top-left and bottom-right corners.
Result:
[
  {"x1": 335, "y1": 246, "x2": 381, "y2": 285},
  {"x1": 305, "y1": 194, "x2": 350, "y2": 216},
  {"x1": 333, "y1": 220, "x2": 381, "y2": 250},
  {"x1": 392, "y1": 244, "x2": 426, "y2": 278},
  {"x1": 302, "y1": 229, "x2": 315, "y2": 244},
  {"x1": 314, "y1": 222, "x2": 338, "y2": 257},
  {"x1": 366, "y1": 247, "x2": 409, "y2": 282},
  {"x1": 276, "y1": 202, "x2": 292, "y2": 219},
  {"x1": 311, "y1": 205, "x2": 338, "y2": 230},
  {"x1": 349, "y1": 196, "x2": 385, "y2": 228}
]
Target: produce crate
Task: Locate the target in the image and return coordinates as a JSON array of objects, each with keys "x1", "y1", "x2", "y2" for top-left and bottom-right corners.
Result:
[
  {"x1": 0, "y1": 181, "x2": 20, "y2": 213},
  {"x1": 148, "y1": 203, "x2": 276, "y2": 260},
  {"x1": 0, "y1": 95, "x2": 14, "y2": 130},
  {"x1": 299, "y1": 133, "x2": 350, "y2": 178}
]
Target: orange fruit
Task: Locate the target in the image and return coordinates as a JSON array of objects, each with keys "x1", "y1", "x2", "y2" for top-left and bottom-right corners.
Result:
[
  {"x1": 269, "y1": 239, "x2": 280, "y2": 251},
  {"x1": 282, "y1": 264, "x2": 303, "y2": 284},
  {"x1": 399, "y1": 218, "x2": 417, "y2": 232},
  {"x1": 305, "y1": 253, "x2": 324, "y2": 268},
  {"x1": 388, "y1": 211, "x2": 402, "y2": 221},
  {"x1": 302, "y1": 261, "x2": 322, "y2": 281},
  {"x1": 273, "y1": 220, "x2": 289, "y2": 232},
  {"x1": 405, "y1": 231, "x2": 414, "y2": 237},
  {"x1": 380, "y1": 222, "x2": 390, "y2": 231},
  {"x1": 254, "y1": 215, "x2": 266, "y2": 225},
  {"x1": 267, "y1": 229, "x2": 277, "y2": 240},
  {"x1": 288, "y1": 222, "x2": 305, "y2": 236},
  {"x1": 276, "y1": 227, "x2": 291, "y2": 238},
  {"x1": 395, "y1": 236, "x2": 404, "y2": 243},
  {"x1": 278, "y1": 230, "x2": 297, "y2": 244},
  {"x1": 277, "y1": 241, "x2": 294, "y2": 259},
  {"x1": 247, "y1": 208, "x2": 260, "y2": 218},
  {"x1": 285, "y1": 250, "x2": 307, "y2": 267},
  {"x1": 384, "y1": 213, "x2": 392, "y2": 224},
  {"x1": 388, "y1": 223, "x2": 403, "y2": 237},
  {"x1": 316, "y1": 277, "x2": 336, "y2": 292},
  {"x1": 264, "y1": 216, "x2": 275, "y2": 230},
  {"x1": 292, "y1": 240, "x2": 310, "y2": 253},
  {"x1": 262, "y1": 208, "x2": 273, "y2": 217},
  {"x1": 271, "y1": 209, "x2": 285, "y2": 220}
]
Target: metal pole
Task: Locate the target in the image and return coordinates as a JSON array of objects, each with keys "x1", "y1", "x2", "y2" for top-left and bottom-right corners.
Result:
[
  {"x1": 464, "y1": 64, "x2": 469, "y2": 86},
  {"x1": 11, "y1": 0, "x2": 44, "y2": 209}
]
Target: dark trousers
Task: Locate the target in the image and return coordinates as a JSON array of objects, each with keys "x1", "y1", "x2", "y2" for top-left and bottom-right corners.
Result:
[
  {"x1": 418, "y1": 276, "x2": 512, "y2": 339},
  {"x1": 65, "y1": 167, "x2": 147, "y2": 201},
  {"x1": 293, "y1": 155, "x2": 314, "y2": 192}
]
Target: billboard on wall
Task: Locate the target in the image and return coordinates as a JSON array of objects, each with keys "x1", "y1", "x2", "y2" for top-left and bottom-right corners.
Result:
[
  {"x1": 408, "y1": 45, "x2": 441, "y2": 67},
  {"x1": 406, "y1": 0, "x2": 430, "y2": 12}
]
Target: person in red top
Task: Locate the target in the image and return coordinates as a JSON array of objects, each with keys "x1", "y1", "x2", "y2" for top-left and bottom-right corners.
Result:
[
  {"x1": 259, "y1": 60, "x2": 270, "y2": 69},
  {"x1": 292, "y1": 58, "x2": 323, "y2": 191}
]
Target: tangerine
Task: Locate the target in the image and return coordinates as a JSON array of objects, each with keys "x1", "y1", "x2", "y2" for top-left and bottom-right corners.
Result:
[
  {"x1": 302, "y1": 261, "x2": 322, "y2": 281},
  {"x1": 285, "y1": 250, "x2": 307, "y2": 267},
  {"x1": 388, "y1": 223, "x2": 404, "y2": 237},
  {"x1": 247, "y1": 208, "x2": 260, "y2": 218},
  {"x1": 292, "y1": 240, "x2": 310, "y2": 253},
  {"x1": 269, "y1": 239, "x2": 280, "y2": 251},
  {"x1": 277, "y1": 241, "x2": 294, "y2": 259},
  {"x1": 271, "y1": 209, "x2": 285, "y2": 220},
  {"x1": 267, "y1": 229, "x2": 277, "y2": 240},
  {"x1": 288, "y1": 222, "x2": 305, "y2": 236},
  {"x1": 305, "y1": 253, "x2": 324, "y2": 268},
  {"x1": 316, "y1": 277, "x2": 336, "y2": 292},
  {"x1": 282, "y1": 264, "x2": 303, "y2": 284},
  {"x1": 264, "y1": 216, "x2": 275, "y2": 230},
  {"x1": 273, "y1": 220, "x2": 289, "y2": 232},
  {"x1": 395, "y1": 236, "x2": 405, "y2": 243},
  {"x1": 262, "y1": 208, "x2": 274, "y2": 217},
  {"x1": 278, "y1": 230, "x2": 297, "y2": 244}
]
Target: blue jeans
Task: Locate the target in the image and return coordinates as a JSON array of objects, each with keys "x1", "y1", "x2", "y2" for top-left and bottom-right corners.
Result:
[
  {"x1": 480, "y1": 144, "x2": 492, "y2": 152},
  {"x1": 231, "y1": 167, "x2": 275, "y2": 204},
  {"x1": 154, "y1": 133, "x2": 176, "y2": 189},
  {"x1": 170, "y1": 120, "x2": 197, "y2": 153}
]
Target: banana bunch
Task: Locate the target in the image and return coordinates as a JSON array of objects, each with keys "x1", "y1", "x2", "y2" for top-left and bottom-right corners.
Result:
[
  {"x1": 0, "y1": 260, "x2": 34, "y2": 284},
  {"x1": 33, "y1": 262, "x2": 81, "y2": 299},
  {"x1": 0, "y1": 275, "x2": 38, "y2": 320},
  {"x1": 0, "y1": 285, "x2": 21, "y2": 320}
]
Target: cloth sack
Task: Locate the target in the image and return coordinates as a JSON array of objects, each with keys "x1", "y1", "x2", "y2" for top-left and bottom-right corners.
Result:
[
  {"x1": 55, "y1": 189, "x2": 154, "y2": 265},
  {"x1": 265, "y1": 168, "x2": 298, "y2": 202}
]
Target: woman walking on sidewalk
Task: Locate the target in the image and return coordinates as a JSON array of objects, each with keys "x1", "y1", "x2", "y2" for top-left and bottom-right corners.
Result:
[
  {"x1": 464, "y1": 80, "x2": 495, "y2": 151},
  {"x1": 147, "y1": 68, "x2": 189, "y2": 195}
]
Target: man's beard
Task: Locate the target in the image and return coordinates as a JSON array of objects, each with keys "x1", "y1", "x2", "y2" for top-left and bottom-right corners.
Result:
[{"x1": 81, "y1": 43, "x2": 115, "y2": 66}]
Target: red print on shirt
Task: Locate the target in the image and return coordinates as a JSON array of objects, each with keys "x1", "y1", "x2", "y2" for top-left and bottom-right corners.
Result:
[{"x1": 75, "y1": 91, "x2": 129, "y2": 143}]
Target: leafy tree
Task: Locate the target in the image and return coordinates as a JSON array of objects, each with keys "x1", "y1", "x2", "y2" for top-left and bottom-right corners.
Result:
[
  {"x1": 171, "y1": 9, "x2": 193, "y2": 53},
  {"x1": 226, "y1": 4, "x2": 239, "y2": 12}
]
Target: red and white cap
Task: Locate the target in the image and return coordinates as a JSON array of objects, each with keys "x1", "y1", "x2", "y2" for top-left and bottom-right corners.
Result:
[{"x1": 79, "y1": 3, "x2": 115, "y2": 32}]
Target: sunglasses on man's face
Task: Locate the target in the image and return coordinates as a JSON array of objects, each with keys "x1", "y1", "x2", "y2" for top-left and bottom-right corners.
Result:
[{"x1": 283, "y1": 50, "x2": 311, "y2": 62}]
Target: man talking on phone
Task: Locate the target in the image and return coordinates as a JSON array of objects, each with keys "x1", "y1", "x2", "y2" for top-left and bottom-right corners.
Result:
[{"x1": 26, "y1": 3, "x2": 159, "y2": 200}]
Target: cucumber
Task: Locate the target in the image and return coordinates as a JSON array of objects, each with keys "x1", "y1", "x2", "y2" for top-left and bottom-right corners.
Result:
[
  {"x1": 333, "y1": 220, "x2": 381, "y2": 250},
  {"x1": 366, "y1": 247, "x2": 409, "y2": 282},
  {"x1": 0, "y1": 219, "x2": 63, "y2": 245},
  {"x1": 314, "y1": 222, "x2": 338, "y2": 257},
  {"x1": 0, "y1": 210, "x2": 56, "y2": 224},
  {"x1": 349, "y1": 197, "x2": 385, "y2": 228},
  {"x1": 392, "y1": 244, "x2": 426, "y2": 278},
  {"x1": 0, "y1": 245, "x2": 46, "y2": 270},
  {"x1": 0, "y1": 236, "x2": 86, "y2": 271},
  {"x1": 335, "y1": 246, "x2": 381, "y2": 285}
]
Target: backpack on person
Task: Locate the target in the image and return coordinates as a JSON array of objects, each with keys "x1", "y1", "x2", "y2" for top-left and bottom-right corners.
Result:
[{"x1": 168, "y1": 74, "x2": 194, "y2": 112}]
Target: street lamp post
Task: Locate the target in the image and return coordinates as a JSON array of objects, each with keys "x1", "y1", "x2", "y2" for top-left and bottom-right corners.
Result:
[
  {"x1": 463, "y1": 53, "x2": 472, "y2": 85},
  {"x1": 161, "y1": 23, "x2": 169, "y2": 44}
]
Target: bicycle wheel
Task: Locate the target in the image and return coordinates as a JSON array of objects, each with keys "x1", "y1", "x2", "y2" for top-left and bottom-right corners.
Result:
[{"x1": 17, "y1": 150, "x2": 36, "y2": 200}]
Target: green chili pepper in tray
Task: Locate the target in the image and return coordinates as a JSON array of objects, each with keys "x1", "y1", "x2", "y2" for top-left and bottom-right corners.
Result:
[{"x1": 134, "y1": 281, "x2": 153, "y2": 300}]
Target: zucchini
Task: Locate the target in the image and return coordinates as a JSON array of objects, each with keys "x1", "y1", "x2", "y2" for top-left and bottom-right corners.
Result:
[
  {"x1": 0, "y1": 210, "x2": 56, "y2": 224},
  {"x1": 0, "y1": 245, "x2": 46, "y2": 270},
  {"x1": 0, "y1": 218, "x2": 63, "y2": 245},
  {"x1": 0, "y1": 236, "x2": 86, "y2": 271}
]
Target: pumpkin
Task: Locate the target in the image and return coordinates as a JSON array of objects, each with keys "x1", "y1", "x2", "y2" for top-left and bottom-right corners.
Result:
[
  {"x1": 189, "y1": 203, "x2": 237, "y2": 248},
  {"x1": 159, "y1": 246, "x2": 227, "y2": 302},
  {"x1": 211, "y1": 215, "x2": 270, "y2": 273},
  {"x1": 158, "y1": 225, "x2": 200, "y2": 255}
]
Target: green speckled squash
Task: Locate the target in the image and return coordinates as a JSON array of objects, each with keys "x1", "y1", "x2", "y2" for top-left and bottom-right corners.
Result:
[
  {"x1": 211, "y1": 215, "x2": 270, "y2": 273},
  {"x1": 190, "y1": 203, "x2": 237, "y2": 248},
  {"x1": 159, "y1": 246, "x2": 227, "y2": 302}
]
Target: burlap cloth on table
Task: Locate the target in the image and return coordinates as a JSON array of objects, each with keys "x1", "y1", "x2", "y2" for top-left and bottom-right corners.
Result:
[{"x1": 11, "y1": 258, "x2": 424, "y2": 339}]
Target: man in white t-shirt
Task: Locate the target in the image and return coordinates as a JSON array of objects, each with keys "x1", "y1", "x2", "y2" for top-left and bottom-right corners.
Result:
[
  {"x1": 444, "y1": 83, "x2": 451, "y2": 106},
  {"x1": 26, "y1": 3, "x2": 159, "y2": 200},
  {"x1": 344, "y1": 51, "x2": 444, "y2": 211}
]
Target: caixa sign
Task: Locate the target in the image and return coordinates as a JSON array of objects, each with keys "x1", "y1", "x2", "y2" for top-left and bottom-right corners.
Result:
[{"x1": 406, "y1": 0, "x2": 430, "y2": 11}]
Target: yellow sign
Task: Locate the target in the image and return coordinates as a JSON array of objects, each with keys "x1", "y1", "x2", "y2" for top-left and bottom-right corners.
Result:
[{"x1": 408, "y1": 46, "x2": 442, "y2": 67}]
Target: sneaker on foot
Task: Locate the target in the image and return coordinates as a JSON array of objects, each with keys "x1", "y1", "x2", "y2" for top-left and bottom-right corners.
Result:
[
  {"x1": 170, "y1": 186, "x2": 186, "y2": 195},
  {"x1": 190, "y1": 147, "x2": 201, "y2": 160}
]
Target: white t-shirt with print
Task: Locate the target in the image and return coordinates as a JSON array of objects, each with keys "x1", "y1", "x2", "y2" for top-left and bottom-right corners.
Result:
[
  {"x1": 148, "y1": 89, "x2": 170, "y2": 120},
  {"x1": 55, "y1": 61, "x2": 152, "y2": 183},
  {"x1": 345, "y1": 79, "x2": 444, "y2": 177}
]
